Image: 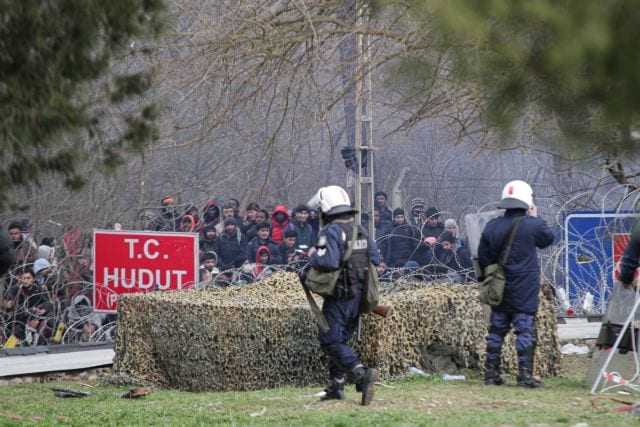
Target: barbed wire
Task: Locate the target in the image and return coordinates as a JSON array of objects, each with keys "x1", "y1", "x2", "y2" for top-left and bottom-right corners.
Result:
[{"x1": 2, "y1": 186, "x2": 639, "y2": 348}]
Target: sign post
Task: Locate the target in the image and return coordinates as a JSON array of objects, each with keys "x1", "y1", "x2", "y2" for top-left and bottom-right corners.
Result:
[{"x1": 93, "y1": 230, "x2": 199, "y2": 313}]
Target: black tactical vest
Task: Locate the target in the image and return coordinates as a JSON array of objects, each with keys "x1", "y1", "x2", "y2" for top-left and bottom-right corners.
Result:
[{"x1": 336, "y1": 221, "x2": 370, "y2": 291}]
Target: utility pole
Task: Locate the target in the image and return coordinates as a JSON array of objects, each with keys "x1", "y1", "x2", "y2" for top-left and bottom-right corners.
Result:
[{"x1": 353, "y1": 0, "x2": 375, "y2": 239}]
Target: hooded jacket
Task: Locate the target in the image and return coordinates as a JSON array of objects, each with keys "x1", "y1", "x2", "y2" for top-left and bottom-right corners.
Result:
[
  {"x1": 201, "y1": 200, "x2": 221, "y2": 228},
  {"x1": 253, "y1": 245, "x2": 272, "y2": 278},
  {"x1": 270, "y1": 205, "x2": 290, "y2": 244},
  {"x1": 247, "y1": 236, "x2": 282, "y2": 265}
]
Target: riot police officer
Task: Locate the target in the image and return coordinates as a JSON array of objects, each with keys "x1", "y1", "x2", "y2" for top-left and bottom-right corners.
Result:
[
  {"x1": 307, "y1": 185, "x2": 381, "y2": 405},
  {"x1": 478, "y1": 180, "x2": 554, "y2": 388}
]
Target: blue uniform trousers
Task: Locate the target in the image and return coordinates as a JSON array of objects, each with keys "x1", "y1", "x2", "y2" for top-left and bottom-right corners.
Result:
[
  {"x1": 318, "y1": 288, "x2": 363, "y2": 379},
  {"x1": 486, "y1": 310, "x2": 536, "y2": 367}
]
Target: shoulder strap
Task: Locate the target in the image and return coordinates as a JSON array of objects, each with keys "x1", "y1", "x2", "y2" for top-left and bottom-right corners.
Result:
[
  {"x1": 499, "y1": 216, "x2": 524, "y2": 266},
  {"x1": 342, "y1": 220, "x2": 357, "y2": 262}
]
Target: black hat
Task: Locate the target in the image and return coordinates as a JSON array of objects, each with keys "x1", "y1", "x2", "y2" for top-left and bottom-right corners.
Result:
[
  {"x1": 284, "y1": 229, "x2": 297, "y2": 238},
  {"x1": 293, "y1": 204, "x2": 309, "y2": 214},
  {"x1": 256, "y1": 222, "x2": 271, "y2": 231},
  {"x1": 425, "y1": 207, "x2": 440, "y2": 218},
  {"x1": 393, "y1": 208, "x2": 405, "y2": 217},
  {"x1": 439, "y1": 231, "x2": 456, "y2": 244},
  {"x1": 224, "y1": 218, "x2": 237, "y2": 226}
]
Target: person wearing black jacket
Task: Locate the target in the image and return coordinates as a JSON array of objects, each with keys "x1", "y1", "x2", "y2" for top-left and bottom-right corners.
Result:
[
  {"x1": 374, "y1": 191, "x2": 393, "y2": 228},
  {"x1": 199, "y1": 223, "x2": 219, "y2": 256},
  {"x1": 217, "y1": 219, "x2": 247, "y2": 271},
  {"x1": 421, "y1": 207, "x2": 444, "y2": 239},
  {"x1": 385, "y1": 209, "x2": 419, "y2": 268},
  {"x1": 478, "y1": 180, "x2": 554, "y2": 388}
]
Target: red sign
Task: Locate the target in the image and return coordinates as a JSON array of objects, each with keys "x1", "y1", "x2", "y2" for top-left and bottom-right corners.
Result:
[
  {"x1": 613, "y1": 233, "x2": 630, "y2": 264},
  {"x1": 93, "y1": 230, "x2": 199, "y2": 313}
]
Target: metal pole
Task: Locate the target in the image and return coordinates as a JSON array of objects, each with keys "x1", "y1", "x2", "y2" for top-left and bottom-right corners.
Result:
[
  {"x1": 354, "y1": 0, "x2": 375, "y2": 238},
  {"x1": 590, "y1": 292, "x2": 640, "y2": 394},
  {"x1": 354, "y1": 0, "x2": 363, "y2": 228}
]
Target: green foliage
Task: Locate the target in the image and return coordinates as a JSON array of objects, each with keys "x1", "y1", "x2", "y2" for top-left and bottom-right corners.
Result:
[
  {"x1": 382, "y1": 0, "x2": 640, "y2": 157},
  {"x1": 0, "y1": 374, "x2": 630, "y2": 426},
  {"x1": 0, "y1": 0, "x2": 165, "y2": 208}
]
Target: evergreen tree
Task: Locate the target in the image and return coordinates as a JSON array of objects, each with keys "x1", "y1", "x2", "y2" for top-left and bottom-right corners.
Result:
[
  {"x1": 0, "y1": 0, "x2": 165, "y2": 208},
  {"x1": 378, "y1": 0, "x2": 640, "y2": 184}
]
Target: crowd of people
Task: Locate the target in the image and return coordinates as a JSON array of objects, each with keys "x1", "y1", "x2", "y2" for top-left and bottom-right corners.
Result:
[
  {"x1": 0, "y1": 220, "x2": 109, "y2": 349},
  {"x1": 0, "y1": 190, "x2": 474, "y2": 348},
  {"x1": 141, "y1": 192, "x2": 474, "y2": 286}
]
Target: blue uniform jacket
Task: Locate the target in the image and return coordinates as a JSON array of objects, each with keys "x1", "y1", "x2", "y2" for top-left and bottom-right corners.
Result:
[
  {"x1": 478, "y1": 209, "x2": 554, "y2": 314},
  {"x1": 310, "y1": 223, "x2": 381, "y2": 271}
]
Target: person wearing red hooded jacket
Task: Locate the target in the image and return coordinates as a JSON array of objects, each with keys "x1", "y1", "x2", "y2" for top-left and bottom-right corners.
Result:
[
  {"x1": 250, "y1": 245, "x2": 276, "y2": 282},
  {"x1": 270, "y1": 205, "x2": 290, "y2": 244}
]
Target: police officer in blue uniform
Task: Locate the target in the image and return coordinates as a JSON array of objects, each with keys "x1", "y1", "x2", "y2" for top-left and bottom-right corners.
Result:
[
  {"x1": 478, "y1": 180, "x2": 554, "y2": 388},
  {"x1": 307, "y1": 185, "x2": 381, "y2": 405}
]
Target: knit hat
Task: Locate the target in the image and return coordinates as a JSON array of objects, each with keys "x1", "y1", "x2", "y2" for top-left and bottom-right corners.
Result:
[
  {"x1": 393, "y1": 208, "x2": 405, "y2": 217},
  {"x1": 284, "y1": 229, "x2": 297, "y2": 238},
  {"x1": 425, "y1": 207, "x2": 440, "y2": 218},
  {"x1": 409, "y1": 198, "x2": 425, "y2": 210},
  {"x1": 224, "y1": 218, "x2": 237, "y2": 226},
  {"x1": 293, "y1": 204, "x2": 309, "y2": 214},
  {"x1": 256, "y1": 222, "x2": 271, "y2": 231}
]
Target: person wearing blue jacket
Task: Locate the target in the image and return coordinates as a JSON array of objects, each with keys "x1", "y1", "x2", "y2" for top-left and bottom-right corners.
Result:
[
  {"x1": 478, "y1": 180, "x2": 554, "y2": 388},
  {"x1": 307, "y1": 185, "x2": 380, "y2": 406}
]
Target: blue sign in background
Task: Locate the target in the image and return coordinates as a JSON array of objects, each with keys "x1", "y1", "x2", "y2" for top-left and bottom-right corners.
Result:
[{"x1": 564, "y1": 211, "x2": 636, "y2": 313}]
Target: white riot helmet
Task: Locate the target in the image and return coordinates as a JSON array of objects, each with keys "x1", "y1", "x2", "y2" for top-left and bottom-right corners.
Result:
[
  {"x1": 307, "y1": 185, "x2": 357, "y2": 217},
  {"x1": 498, "y1": 180, "x2": 533, "y2": 210}
]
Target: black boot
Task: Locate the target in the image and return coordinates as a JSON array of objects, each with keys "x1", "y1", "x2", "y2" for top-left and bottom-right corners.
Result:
[
  {"x1": 352, "y1": 365, "x2": 378, "y2": 406},
  {"x1": 517, "y1": 347, "x2": 543, "y2": 388},
  {"x1": 320, "y1": 377, "x2": 345, "y2": 401},
  {"x1": 484, "y1": 356, "x2": 504, "y2": 386}
]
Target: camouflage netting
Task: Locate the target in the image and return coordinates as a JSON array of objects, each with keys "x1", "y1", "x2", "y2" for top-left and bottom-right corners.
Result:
[{"x1": 113, "y1": 272, "x2": 560, "y2": 391}]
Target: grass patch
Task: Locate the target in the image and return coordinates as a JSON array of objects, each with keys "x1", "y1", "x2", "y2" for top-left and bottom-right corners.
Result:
[{"x1": 0, "y1": 365, "x2": 634, "y2": 426}]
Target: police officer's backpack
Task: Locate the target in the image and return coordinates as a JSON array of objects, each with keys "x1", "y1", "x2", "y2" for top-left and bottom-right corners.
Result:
[
  {"x1": 305, "y1": 231, "x2": 354, "y2": 297},
  {"x1": 305, "y1": 221, "x2": 379, "y2": 312}
]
